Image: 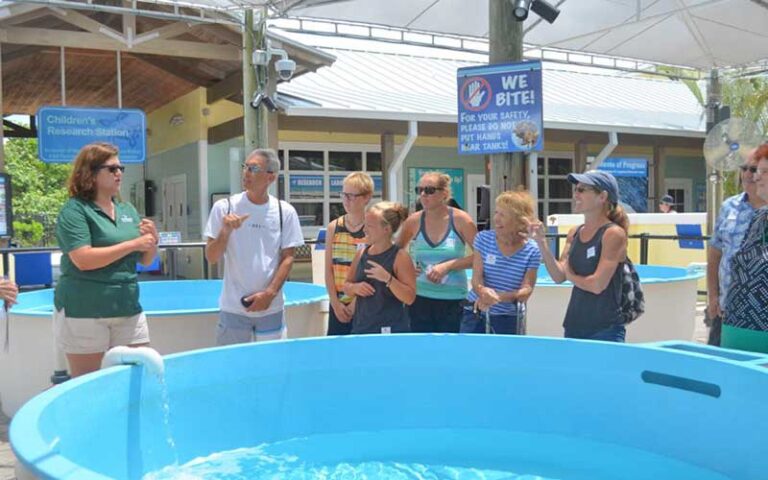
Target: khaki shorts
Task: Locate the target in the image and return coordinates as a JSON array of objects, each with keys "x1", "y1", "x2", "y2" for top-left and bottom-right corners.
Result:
[{"x1": 53, "y1": 309, "x2": 150, "y2": 354}]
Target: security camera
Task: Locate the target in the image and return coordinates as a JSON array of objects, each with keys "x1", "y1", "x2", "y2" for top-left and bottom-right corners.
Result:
[
  {"x1": 251, "y1": 91, "x2": 278, "y2": 112},
  {"x1": 251, "y1": 91, "x2": 265, "y2": 109},
  {"x1": 261, "y1": 95, "x2": 278, "y2": 112},
  {"x1": 511, "y1": 0, "x2": 559, "y2": 24},
  {"x1": 275, "y1": 58, "x2": 296, "y2": 81}
]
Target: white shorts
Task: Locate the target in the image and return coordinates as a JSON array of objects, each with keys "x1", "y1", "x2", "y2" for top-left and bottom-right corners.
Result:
[{"x1": 53, "y1": 309, "x2": 150, "y2": 354}]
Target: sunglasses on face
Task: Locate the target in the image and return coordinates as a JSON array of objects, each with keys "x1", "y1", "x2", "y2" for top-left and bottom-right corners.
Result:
[
  {"x1": 415, "y1": 186, "x2": 443, "y2": 195},
  {"x1": 740, "y1": 165, "x2": 758, "y2": 174},
  {"x1": 574, "y1": 185, "x2": 598, "y2": 194},
  {"x1": 242, "y1": 163, "x2": 273, "y2": 174},
  {"x1": 94, "y1": 165, "x2": 125, "y2": 174},
  {"x1": 339, "y1": 192, "x2": 365, "y2": 200}
]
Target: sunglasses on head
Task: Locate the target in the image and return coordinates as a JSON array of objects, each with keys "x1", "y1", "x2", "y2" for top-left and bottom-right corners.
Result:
[
  {"x1": 740, "y1": 165, "x2": 758, "y2": 174},
  {"x1": 242, "y1": 163, "x2": 273, "y2": 174},
  {"x1": 94, "y1": 165, "x2": 125, "y2": 174},
  {"x1": 415, "y1": 186, "x2": 443, "y2": 195}
]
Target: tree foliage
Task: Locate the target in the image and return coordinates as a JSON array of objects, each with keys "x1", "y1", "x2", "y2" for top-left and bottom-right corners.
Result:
[
  {"x1": 4, "y1": 138, "x2": 71, "y2": 246},
  {"x1": 657, "y1": 68, "x2": 768, "y2": 198}
]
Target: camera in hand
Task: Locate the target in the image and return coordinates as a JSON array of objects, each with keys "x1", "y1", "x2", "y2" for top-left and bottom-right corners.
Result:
[{"x1": 241, "y1": 295, "x2": 253, "y2": 308}]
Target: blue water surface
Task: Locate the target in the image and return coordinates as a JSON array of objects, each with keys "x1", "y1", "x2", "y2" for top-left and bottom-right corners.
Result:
[{"x1": 143, "y1": 429, "x2": 728, "y2": 480}]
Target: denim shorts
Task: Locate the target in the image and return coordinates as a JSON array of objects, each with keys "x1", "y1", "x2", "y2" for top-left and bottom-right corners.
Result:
[
  {"x1": 565, "y1": 324, "x2": 626, "y2": 342},
  {"x1": 460, "y1": 308, "x2": 520, "y2": 335}
]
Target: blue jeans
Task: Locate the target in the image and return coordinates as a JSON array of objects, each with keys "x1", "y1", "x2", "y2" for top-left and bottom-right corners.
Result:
[
  {"x1": 565, "y1": 324, "x2": 626, "y2": 342},
  {"x1": 460, "y1": 308, "x2": 519, "y2": 335}
]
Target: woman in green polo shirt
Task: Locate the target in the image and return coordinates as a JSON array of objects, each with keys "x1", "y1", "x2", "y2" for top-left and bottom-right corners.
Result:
[{"x1": 54, "y1": 142, "x2": 159, "y2": 377}]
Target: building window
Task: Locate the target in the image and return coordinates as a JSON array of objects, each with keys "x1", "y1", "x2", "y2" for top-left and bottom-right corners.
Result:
[
  {"x1": 281, "y1": 144, "x2": 382, "y2": 236},
  {"x1": 329, "y1": 151, "x2": 362, "y2": 171},
  {"x1": 366, "y1": 152, "x2": 382, "y2": 172},
  {"x1": 537, "y1": 154, "x2": 573, "y2": 220},
  {"x1": 288, "y1": 150, "x2": 324, "y2": 171}
]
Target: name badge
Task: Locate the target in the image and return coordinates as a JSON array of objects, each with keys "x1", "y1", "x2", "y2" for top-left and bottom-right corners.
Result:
[
  {"x1": 381, "y1": 326, "x2": 392, "y2": 335},
  {"x1": 444, "y1": 238, "x2": 456, "y2": 249},
  {"x1": 486, "y1": 254, "x2": 497, "y2": 265},
  {"x1": 727, "y1": 212, "x2": 738, "y2": 221},
  {"x1": 586, "y1": 246, "x2": 596, "y2": 259}
]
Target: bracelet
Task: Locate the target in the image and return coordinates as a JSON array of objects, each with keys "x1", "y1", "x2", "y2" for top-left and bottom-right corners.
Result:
[{"x1": 385, "y1": 274, "x2": 393, "y2": 288}]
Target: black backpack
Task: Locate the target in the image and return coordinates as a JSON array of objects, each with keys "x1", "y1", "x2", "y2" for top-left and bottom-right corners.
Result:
[{"x1": 616, "y1": 258, "x2": 645, "y2": 325}]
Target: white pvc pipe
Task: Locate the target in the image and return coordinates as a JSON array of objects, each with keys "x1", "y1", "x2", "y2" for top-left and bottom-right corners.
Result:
[
  {"x1": 102, "y1": 346, "x2": 165, "y2": 377},
  {"x1": 387, "y1": 120, "x2": 418, "y2": 203},
  {"x1": 590, "y1": 130, "x2": 618, "y2": 170}
]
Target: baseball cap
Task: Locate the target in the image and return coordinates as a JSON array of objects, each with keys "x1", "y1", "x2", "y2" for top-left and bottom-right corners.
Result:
[
  {"x1": 566, "y1": 170, "x2": 619, "y2": 203},
  {"x1": 660, "y1": 195, "x2": 675, "y2": 205}
]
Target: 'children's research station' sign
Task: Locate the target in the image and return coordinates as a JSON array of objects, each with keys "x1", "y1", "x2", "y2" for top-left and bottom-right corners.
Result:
[{"x1": 37, "y1": 106, "x2": 147, "y2": 163}]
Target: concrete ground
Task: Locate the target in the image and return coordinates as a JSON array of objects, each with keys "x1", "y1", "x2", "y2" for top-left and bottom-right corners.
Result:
[{"x1": 0, "y1": 302, "x2": 711, "y2": 479}]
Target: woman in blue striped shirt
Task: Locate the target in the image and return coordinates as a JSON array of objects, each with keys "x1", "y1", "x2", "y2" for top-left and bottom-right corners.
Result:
[{"x1": 462, "y1": 191, "x2": 541, "y2": 334}]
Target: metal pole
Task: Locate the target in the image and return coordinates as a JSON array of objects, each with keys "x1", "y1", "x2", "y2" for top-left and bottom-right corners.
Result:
[
  {"x1": 640, "y1": 233, "x2": 649, "y2": 265},
  {"x1": 489, "y1": 0, "x2": 526, "y2": 222},
  {"x1": 705, "y1": 69, "x2": 722, "y2": 235},
  {"x1": 117, "y1": 50, "x2": 123, "y2": 108},
  {"x1": 243, "y1": 8, "x2": 268, "y2": 155},
  {"x1": 60, "y1": 46, "x2": 66, "y2": 106}
]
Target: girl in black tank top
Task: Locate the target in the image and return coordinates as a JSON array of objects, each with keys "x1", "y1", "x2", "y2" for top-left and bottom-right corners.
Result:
[{"x1": 343, "y1": 201, "x2": 417, "y2": 334}]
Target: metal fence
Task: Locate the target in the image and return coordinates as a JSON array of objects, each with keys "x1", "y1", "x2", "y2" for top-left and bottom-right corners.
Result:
[{"x1": 1, "y1": 234, "x2": 708, "y2": 289}]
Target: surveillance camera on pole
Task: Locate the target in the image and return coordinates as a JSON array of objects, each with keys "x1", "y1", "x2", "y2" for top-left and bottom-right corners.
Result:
[
  {"x1": 251, "y1": 90, "x2": 279, "y2": 112},
  {"x1": 253, "y1": 41, "x2": 297, "y2": 81},
  {"x1": 275, "y1": 58, "x2": 296, "y2": 81},
  {"x1": 511, "y1": 0, "x2": 560, "y2": 24}
]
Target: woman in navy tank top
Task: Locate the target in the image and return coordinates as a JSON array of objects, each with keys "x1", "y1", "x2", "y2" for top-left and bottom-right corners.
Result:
[{"x1": 529, "y1": 170, "x2": 629, "y2": 341}]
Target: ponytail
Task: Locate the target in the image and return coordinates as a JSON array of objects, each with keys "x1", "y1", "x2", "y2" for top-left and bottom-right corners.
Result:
[
  {"x1": 369, "y1": 201, "x2": 409, "y2": 234},
  {"x1": 607, "y1": 203, "x2": 629, "y2": 232}
]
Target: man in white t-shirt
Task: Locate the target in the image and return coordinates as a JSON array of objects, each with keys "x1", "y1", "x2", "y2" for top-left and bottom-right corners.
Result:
[{"x1": 204, "y1": 148, "x2": 304, "y2": 344}]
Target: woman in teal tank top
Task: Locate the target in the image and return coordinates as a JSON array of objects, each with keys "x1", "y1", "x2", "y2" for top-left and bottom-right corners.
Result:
[{"x1": 397, "y1": 172, "x2": 477, "y2": 332}]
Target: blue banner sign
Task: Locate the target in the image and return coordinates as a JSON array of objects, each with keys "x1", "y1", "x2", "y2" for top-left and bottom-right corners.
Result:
[
  {"x1": 457, "y1": 60, "x2": 544, "y2": 155},
  {"x1": 289, "y1": 174, "x2": 324, "y2": 199},
  {"x1": 37, "y1": 106, "x2": 146, "y2": 163},
  {"x1": 598, "y1": 157, "x2": 649, "y2": 213},
  {"x1": 598, "y1": 157, "x2": 648, "y2": 177}
]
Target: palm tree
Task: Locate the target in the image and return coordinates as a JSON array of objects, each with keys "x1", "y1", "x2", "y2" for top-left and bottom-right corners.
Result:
[{"x1": 657, "y1": 67, "x2": 768, "y2": 197}]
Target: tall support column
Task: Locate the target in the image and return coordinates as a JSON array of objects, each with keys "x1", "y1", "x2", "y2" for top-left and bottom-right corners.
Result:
[
  {"x1": 242, "y1": 8, "x2": 268, "y2": 155},
  {"x1": 705, "y1": 69, "x2": 722, "y2": 234},
  {"x1": 381, "y1": 132, "x2": 395, "y2": 201},
  {"x1": 0, "y1": 43, "x2": 4, "y2": 171},
  {"x1": 653, "y1": 145, "x2": 666, "y2": 212},
  {"x1": 489, "y1": 0, "x2": 525, "y2": 210}
]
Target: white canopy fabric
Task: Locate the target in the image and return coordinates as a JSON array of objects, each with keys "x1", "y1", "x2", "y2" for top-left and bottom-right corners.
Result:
[
  {"x1": 15, "y1": 0, "x2": 767, "y2": 69},
  {"x1": 286, "y1": 0, "x2": 768, "y2": 70}
]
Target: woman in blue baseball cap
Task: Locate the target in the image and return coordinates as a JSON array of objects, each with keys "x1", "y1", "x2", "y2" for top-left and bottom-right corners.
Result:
[{"x1": 528, "y1": 170, "x2": 630, "y2": 341}]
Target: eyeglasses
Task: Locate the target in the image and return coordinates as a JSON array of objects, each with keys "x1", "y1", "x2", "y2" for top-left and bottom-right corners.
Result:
[
  {"x1": 339, "y1": 191, "x2": 365, "y2": 200},
  {"x1": 415, "y1": 186, "x2": 443, "y2": 195},
  {"x1": 740, "y1": 165, "x2": 758, "y2": 174},
  {"x1": 574, "y1": 185, "x2": 597, "y2": 194},
  {"x1": 242, "y1": 163, "x2": 274, "y2": 174},
  {"x1": 94, "y1": 165, "x2": 125, "y2": 174}
]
